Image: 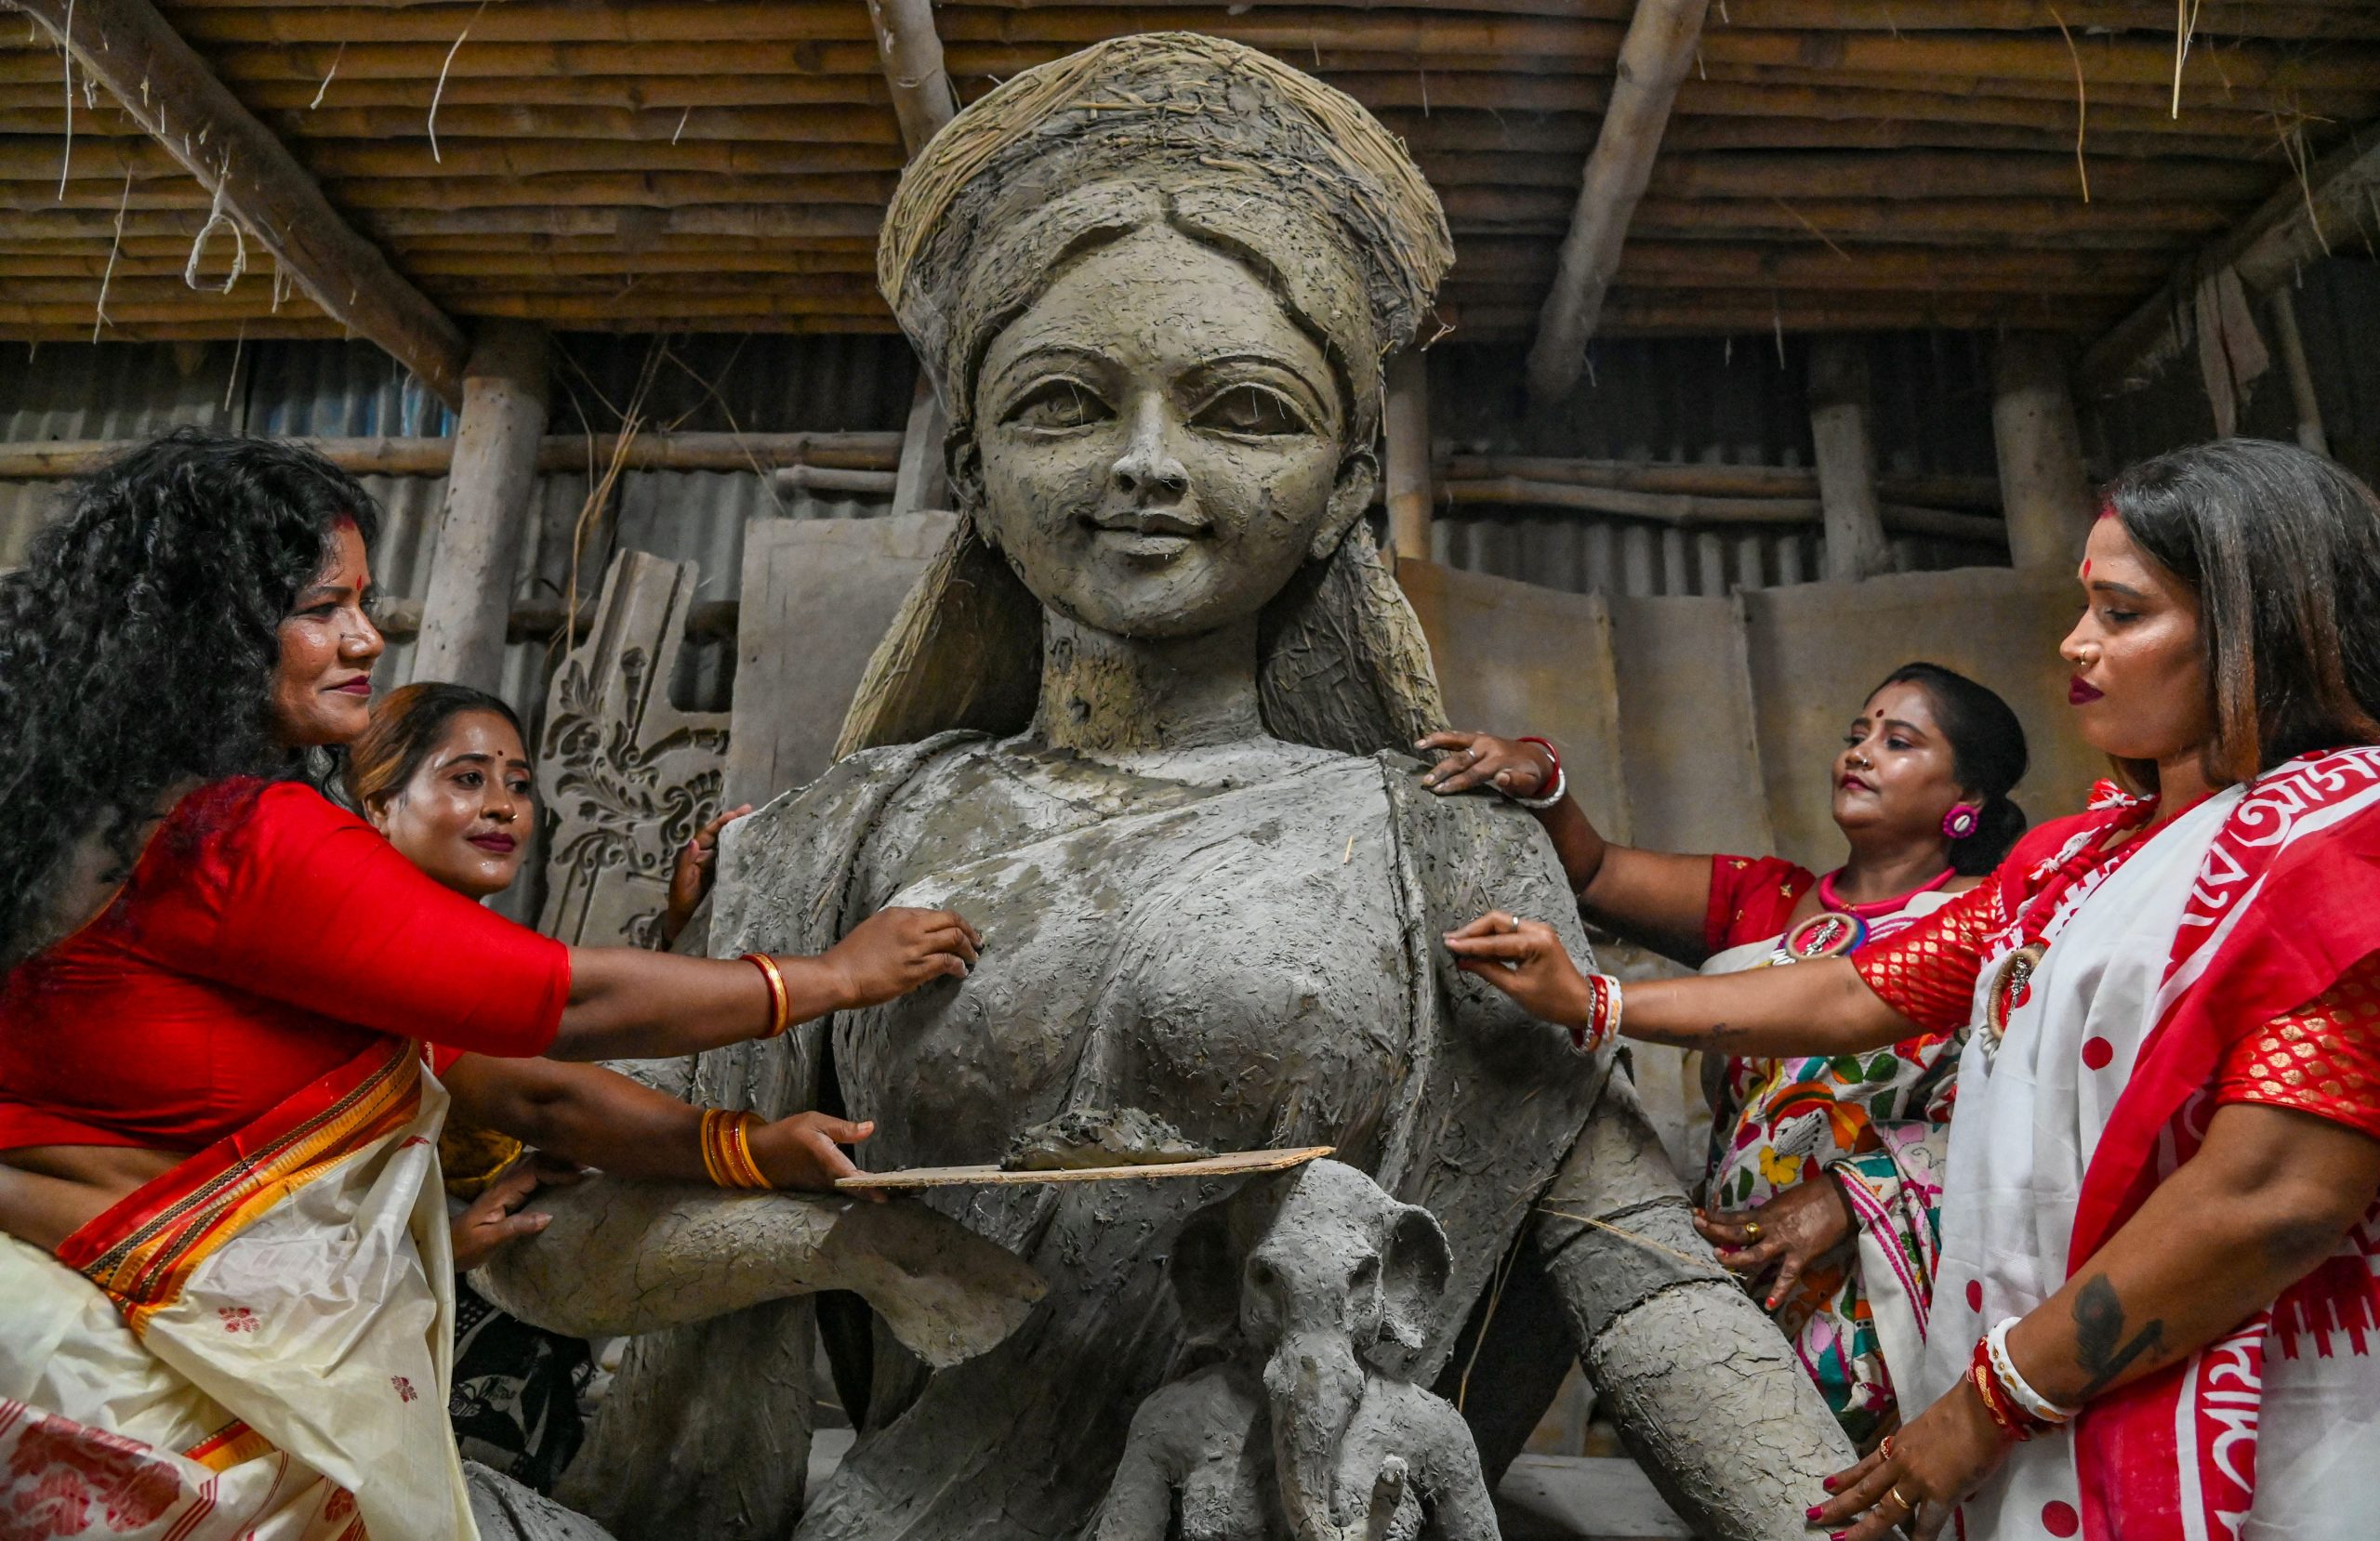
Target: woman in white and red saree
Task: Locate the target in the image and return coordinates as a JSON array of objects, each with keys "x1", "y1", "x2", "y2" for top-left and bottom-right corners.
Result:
[
  {"x1": 1447, "y1": 437, "x2": 2380, "y2": 1541},
  {"x1": 0, "y1": 432, "x2": 981, "y2": 1541}
]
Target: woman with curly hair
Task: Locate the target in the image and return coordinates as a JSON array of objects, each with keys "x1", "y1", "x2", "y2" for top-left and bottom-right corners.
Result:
[
  {"x1": 1449, "y1": 438, "x2": 2380, "y2": 1541},
  {"x1": 0, "y1": 428, "x2": 978, "y2": 1541}
]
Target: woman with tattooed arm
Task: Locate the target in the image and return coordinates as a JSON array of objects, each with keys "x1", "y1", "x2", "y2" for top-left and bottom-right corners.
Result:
[{"x1": 1448, "y1": 439, "x2": 2380, "y2": 1541}]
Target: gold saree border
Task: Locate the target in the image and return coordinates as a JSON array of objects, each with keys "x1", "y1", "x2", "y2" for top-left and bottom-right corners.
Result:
[{"x1": 54, "y1": 1038, "x2": 422, "y2": 1335}]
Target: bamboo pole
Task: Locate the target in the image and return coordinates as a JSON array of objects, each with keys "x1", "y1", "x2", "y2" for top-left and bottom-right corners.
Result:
[
  {"x1": 1442, "y1": 454, "x2": 2003, "y2": 511},
  {"x1": 2269, "y1": 288, "x2": 2331, "y2": 459},
  {"x1": 1383, "y1": 350, "x2": 1433, "y2": 565},
  {"x1": 1806, "y1": 339, "x2": 1893, "y2": 581},
  {"x1": 0, "y1": 432, "x2": 904, "y2": 481},
  {"x1": 2083, "y1": 124, "x2": 2380, "y2": 395},
  {"x1": 866, "y1": 0, "x2": 959, "y2": 154},
  {"x1": 372, "y1": 595, "x2": 742, "y2": 647},
  {"x1": 776, "y1": 465, "x2": 902, "y2": 495},
  {"x1": 414, "y1": 323, "x2": 549, "y2": 692},
  {"x1": 11, "y1": 0, "x2": 469, "y2": 405},
  {"x1": 1439, "y1": 478, "x2": 2004, "y2": 545},
  {"x1": 1990, "y1": 335, "x2": 2094, "y2": 570},
  {"x1": 1527, "y1": 0, "x2": 1709, "y2": 406}
]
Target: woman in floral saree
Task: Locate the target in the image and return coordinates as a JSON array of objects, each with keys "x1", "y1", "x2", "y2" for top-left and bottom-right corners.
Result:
[{"x1": 1450, "y1": 438, "x2": 2380, "y2": 1541}]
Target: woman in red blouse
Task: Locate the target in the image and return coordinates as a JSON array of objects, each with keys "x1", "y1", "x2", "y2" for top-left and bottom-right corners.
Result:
[
  {"x1": 0, "y1": 430, "x2": 978, "y2": 1541},
  {"x1": 1448, "y1": 439, "x2": 2380, "y2": 1541},
  {"x1": 1418, "y1": 665, "x2": 2030, "y2": 1446}
]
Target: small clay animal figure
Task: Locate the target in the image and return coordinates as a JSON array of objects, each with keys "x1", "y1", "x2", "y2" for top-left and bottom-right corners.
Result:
[{"x1": 1093, "y1": 1161, "x2": 1499, "y2": 1541}]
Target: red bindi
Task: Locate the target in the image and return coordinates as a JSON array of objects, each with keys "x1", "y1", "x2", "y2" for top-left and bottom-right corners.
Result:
[{"x1": 2082, "y1": 559, "x2": 2092, "y2": 578}]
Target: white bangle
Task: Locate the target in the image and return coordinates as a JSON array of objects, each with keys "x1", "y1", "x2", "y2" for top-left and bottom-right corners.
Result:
[
  {"x1": 1513, "y1": 765, "x2": 1567, "y2": 810},
  {"x1": 1986, "y1": 1316, "x2": 2079, "y2": 1425}
]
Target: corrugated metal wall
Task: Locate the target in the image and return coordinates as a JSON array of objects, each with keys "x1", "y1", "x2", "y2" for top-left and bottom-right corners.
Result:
[{"x1": 1428, "y1": 330, "x2": 2009, "y2": 598}]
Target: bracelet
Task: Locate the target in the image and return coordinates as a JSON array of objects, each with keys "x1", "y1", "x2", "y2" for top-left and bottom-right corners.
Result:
[
  {"x1": 1968, "y1": 1355, "x2": 2034, "y2": 1442},
  {"x1": 698, "y1": 1108, "x2": 773, "y2": 1190},
  {"x1": 1513, "y1": 737, "x2": 1567, "y2": 809},
  {"x1": 742, "y1": 953, "x2": 790, "y2": 1039},
  {"x1": 1571, "y1": 972, "x2": 1622, "y2": 1055},
  {"x1": 1987, "y1": 1316, "x2": 2080, "y2": 1426}
]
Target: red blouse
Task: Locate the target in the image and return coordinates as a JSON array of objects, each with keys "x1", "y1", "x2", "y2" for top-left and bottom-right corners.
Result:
[
  {"x1": 0, "y1": 778, "x2": 569, "y2": 1152},
  {"x1": 1704, "y1": 854, "x2": 1816, "y2": 954}
]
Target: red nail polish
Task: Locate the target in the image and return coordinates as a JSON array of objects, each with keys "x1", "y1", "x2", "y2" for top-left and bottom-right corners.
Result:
[
  {"x1": 1822, "y1": 1477, "x2": 1839, "y2": 1492},
  {"x1": 1831, "y1": 1532, "x2": 1849, "y2": 1541},
  {"x1": 1805, "y1": 1507, "x2": 1823, "y2": 1521}
]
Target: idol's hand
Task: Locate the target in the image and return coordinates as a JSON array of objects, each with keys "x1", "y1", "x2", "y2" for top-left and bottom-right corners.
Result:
[
  {"x1": 1698, "y1": 1174, "x2": 1855, "y2": 1312},
  {"x1": 663, "y1": 803, "x2": 754, "y2": 944},
  {"x1": 1416, "y1": 730, "x2": 1556, "y2": 798},
  {"x1": 1443, "y1": 911, "x2": 1592, "y2": 1027},
  {"x1": 1811, "y1": 1380, "x2": 2011, "y2": 1541},
  {"x1": 822, "y1": 905, "x2": 983, "y2": 1009}
]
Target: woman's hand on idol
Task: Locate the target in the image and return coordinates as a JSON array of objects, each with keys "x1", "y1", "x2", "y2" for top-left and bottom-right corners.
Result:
[
  {"x1": 748, "y1": 1113, "x2": 885, "y2": 1203},
  {"x1": 1812, "y1": 1380, "x2": 2009, "y2": 1541},
  {"x1": 662, "y1": 803, "x2": 755, "y2": 944},
  {"x1": 449, "y1": 1153, "x2": 584, "y2": 1273},
  {"x1": 821, "y1": 906, "x2": 983, "y2": 1009},
  {"x1": 1442, "y1": 911, "x2": 1592, "y2": 1028},
  {"x1": 1697, "y1": 1174, "x2": 1855, "y2": 1312},
  {"x1": 1415, "y1": 731, "x2": 1555, "y2": 798}
]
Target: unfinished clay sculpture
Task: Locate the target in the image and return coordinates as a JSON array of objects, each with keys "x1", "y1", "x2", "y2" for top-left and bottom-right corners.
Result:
[
  {"x1": 1001, "y1": 1106, "x2": 1214, "y2": 1171},
  {"x1": 1094, "y1": 1160, "x2": 1495, "y2": 1541},
  {"x1": 490, "y1": 33, "x2": 1856, "y2": 1541}
]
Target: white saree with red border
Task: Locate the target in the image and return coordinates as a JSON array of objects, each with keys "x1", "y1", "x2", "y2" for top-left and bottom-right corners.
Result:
[
  {"x1": 0, "y1": 1039, "x2": 480, "y2": 1541},
  {"x1": 1916, "y1": 747, "x2": 2380, "y2": 1541}
]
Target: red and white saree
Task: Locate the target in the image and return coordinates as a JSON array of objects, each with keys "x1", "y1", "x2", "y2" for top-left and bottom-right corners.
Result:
[{"x1": 1857, "y1": 747, "x2": 2380, "y2": 1541}]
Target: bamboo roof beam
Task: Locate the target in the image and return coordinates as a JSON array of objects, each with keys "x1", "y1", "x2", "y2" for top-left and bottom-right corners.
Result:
[
  {"x1": 2081, "y1": 125, "x2": 2380, "y2": 396},
  {"x1": 1527, "y1": 0, "x2": 1711, "y2": 406},
  {"x1": 12, "y1": 0, "x2": 468, "y2": 404}
]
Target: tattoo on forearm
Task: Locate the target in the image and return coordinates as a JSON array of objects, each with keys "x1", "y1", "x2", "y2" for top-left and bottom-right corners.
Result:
[{"x1": 2071, "y1": 1275, "x2": 2165, "y2": 1400}]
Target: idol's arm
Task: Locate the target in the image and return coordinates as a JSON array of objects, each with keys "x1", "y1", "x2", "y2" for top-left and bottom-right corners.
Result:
[
  {"x1": 1442, "y1": 913, "x2": 1916, "y2": 1057},
  {"x1": 1820, "y1": 1102, "x2": 2380, "y2": 1541}
]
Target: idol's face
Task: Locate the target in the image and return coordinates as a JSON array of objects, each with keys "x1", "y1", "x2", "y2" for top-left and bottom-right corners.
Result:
[{"x1": 967, "y1": 223, "x2": 1376, "y2": 639}]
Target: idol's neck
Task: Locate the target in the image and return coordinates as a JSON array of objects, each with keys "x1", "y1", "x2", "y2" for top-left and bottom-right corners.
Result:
[{"x1": 1032, "y1": 612, "x2": 1265, "y2": 756}]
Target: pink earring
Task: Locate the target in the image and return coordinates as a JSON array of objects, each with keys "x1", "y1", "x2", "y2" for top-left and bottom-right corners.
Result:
[{"x1": 1943, "y1": 803, "x2": 1981, "y2": 841}]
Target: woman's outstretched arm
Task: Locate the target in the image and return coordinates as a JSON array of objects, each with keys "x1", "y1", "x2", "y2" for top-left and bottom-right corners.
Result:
[
  {"x1": 552, "y1": 904, "x2": 980, "y2": 1060},
  {"x1": 1418, "y1": 731, "x2": 1720, "y2": 962},
  {"x1": 1441, "y1": 910, "x2": 1916, "y2": 1058}
]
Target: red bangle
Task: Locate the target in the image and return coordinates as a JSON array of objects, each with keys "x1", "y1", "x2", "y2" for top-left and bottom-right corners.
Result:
[
  {"x1": 1968, "y1": 1337, "x2": 2041, "y2": 1441},
  {"x1": 1516, "y1": 736, "x2": 1561, "y2": 797}
]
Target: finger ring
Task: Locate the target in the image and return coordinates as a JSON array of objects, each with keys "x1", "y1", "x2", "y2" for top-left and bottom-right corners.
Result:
[
  {"x1": 1890, "y1": 1484, "x2": 1920, "y2": 1511},
  {"x1": 1878, "y1": 1434, "x2": 1896, "y2": 1458},
  {"x1": 1745, "y1": 1221, "x2": 1762, "y2": 1240},
  {"x1": 1467, "y1": 747, "x2": 1483, "y2": 761}
]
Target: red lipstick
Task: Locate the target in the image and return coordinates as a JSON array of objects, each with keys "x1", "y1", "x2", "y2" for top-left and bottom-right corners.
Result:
[
  {"x1": 468, "y1": 833, "x2": 518, "y2": 854},
  {"x1": 2069, "y1": 675, "x2": 2105, "y2": 705},
  {"x1": 331, "y1": 674, "x2": 373, "y2": 696}
]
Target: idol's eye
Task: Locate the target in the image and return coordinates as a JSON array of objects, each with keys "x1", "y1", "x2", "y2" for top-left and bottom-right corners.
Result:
[
  {"x1": 1192, "y1": 384, "x2": 1310, "y2": 437},
  {"x1": 1003, "y1": 378, "x2": 1113, "y2": 431}
]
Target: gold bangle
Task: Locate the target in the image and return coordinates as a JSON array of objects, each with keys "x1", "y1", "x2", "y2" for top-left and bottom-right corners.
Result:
[
  {"x1": 742, "y1": 953, "x2": 790, "y2": 1038},
  {"x1": 725, "y1": 1112, "x2": 772, "y2": 1191},
  {"x1": 697, "y1": 1108, "x2": 732, "y2": 1188}
]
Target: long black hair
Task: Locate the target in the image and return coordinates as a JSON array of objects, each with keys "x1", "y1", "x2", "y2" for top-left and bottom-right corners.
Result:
[
  {"x1": 0, "y1": 427, "x2": 380, "y2": 956},
  {"x1": 1871, "y1": 661, "x2": 2030, "y2": 875},
  {"x1": 2102, "y1": 438, "x2": 2380, "y2": 788}
]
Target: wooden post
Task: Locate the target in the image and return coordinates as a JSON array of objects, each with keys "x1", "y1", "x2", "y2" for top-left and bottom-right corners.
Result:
[
  {"x1": 2270, "y1": 288, "x2": 2331, "y2": 459},
  {"x1": 1990, "y1": 334, "x2": 2095, "y2": 570},
  {"x1": 15, "y1": 0, "x2": 468, "y2": 405},
  {"x1": 413, "y1": 323, "x2": 550, "y2": 691},
  {"x1": 890, "y1": 375, "x2": 950, "y2": 515},
  {"x1": 1805, "y1": 338, "x2": 1891, "y2": 583},
  {"x1": 865, "y1": 0, "x2": 958, "y2": 157},
  {"x1": 1383, "y1": 350, "x2": 1434, "y2": 566},
  {"x1": 1526, "y1": 0, "x2": 1711, "y2": 406}
]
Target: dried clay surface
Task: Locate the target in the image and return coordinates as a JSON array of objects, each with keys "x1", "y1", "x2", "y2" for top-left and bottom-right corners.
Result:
[{"x1": 1001, "y1": 1105, "x2": 1215, "y2": 1171}]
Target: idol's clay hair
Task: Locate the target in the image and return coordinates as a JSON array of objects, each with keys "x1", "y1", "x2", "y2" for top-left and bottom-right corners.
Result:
[
  {"x1": 1870, "y1": 662, "x2": 2030, "y2": 875},
  {"x1": 0, "y1": 427, "x2": 379, "y2": 963},
  {"x1": 2102, "y1": 437, "x2": 2380, "y2": 789},
  {"x1": 346, "y1": 681, "x2": 528, "y2": 817}
]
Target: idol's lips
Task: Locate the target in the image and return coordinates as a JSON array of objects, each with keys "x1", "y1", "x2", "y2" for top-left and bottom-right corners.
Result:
[
  {"x1": 2069, "y1": 675, "x2": 2105, "y2": 705},
  {"x1": 1089, "y1": 508, "x2": 1208, "y2": 537},
  {"x1": 468, "y1": 833, "x2": 518, "y2": 854}
]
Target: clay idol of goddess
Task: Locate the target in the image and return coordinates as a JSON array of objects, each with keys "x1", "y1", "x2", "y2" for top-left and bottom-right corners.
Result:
[{"x1": 485, "y1": 34, "x2": 1857, "y2": 1541}]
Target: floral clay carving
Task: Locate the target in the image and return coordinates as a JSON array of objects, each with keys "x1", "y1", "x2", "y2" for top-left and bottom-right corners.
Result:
[{"x1": 486, "y1": 33, "x2": 1855, "y2": 1541}]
